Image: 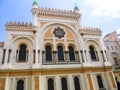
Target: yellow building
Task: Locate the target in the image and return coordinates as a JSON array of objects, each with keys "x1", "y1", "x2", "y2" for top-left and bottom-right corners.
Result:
[{"x1": 0, "y1": 1, "x2": 117, "y2": 90}]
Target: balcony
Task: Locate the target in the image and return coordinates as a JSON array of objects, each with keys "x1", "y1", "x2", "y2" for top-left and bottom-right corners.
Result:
[{"x1": 42, "y1": 51, "x2": 80, "y2": 65}]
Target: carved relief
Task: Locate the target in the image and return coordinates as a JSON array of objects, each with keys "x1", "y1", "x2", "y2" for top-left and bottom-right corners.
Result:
[
  {"x1": 44, "y1": 28, "x2": 53, "y2": 37},
  {"x1": 53, "y1": 27, "x2": 65, "y2": 39},
  {"x1": 66, "y1": 29, "x2": 74, "y2": 38}
]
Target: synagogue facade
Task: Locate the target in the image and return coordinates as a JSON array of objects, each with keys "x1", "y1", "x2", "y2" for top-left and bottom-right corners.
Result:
[{"x1": 0, "y1": 1, "x2": 117, "y2": 90}]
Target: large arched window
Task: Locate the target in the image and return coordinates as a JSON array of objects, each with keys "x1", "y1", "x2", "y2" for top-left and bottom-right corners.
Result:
[
  {"x1": 46, "y1": 45, "x2": 52, "y2": 61},
  {"x1": 74, "y1": 77, "x2": 81, "y2": 90},
  {"x1": 89, "y1": 46, "x2": 96, "y2": 60},
  {"x1": 17, "y1": 80, "x2": 24, "y2": 90},
  {"x1": 18, "y1": 44, "x2": 27, "y2": 61},
  {"x1": 48, "y1": 78, "x2": 54, "y2": 90},
  {"x1": 97, "y1": 75, "x2": 104, "y2": 89},
  {"x1": 57, "y1": 45, "x2": 64, "y2": 61},
  {"x1": 61, "y1": 78, "x2": 68, "y2": 90},
  {"x1": 68, "y1": 46, "x2": 75, "y2": 61}
]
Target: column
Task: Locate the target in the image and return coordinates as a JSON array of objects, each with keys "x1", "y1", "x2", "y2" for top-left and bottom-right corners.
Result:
[
  {"x1": 7, "y1": 49, "x2": 11, "y2": 63},
  {"x1": 33, "y1": 50, "x2": 36, "y2": 63},
  {"x1": 4, "y1": 49, "x2": 9, "y2": 64},
  {"x1": 42, "y1": 51, "x2": 45, "y2": 63},
  {"x1": 56, "y1": 76, "x2": 61, "y2": 90},
  {"x1": 38, "y1": 50, "x2": 40, "y2": 63},
  {"x1": 2, "y1": 49, "x2": 6, "y2": 64},
  {"x1": 53, "y1": 51, "x2": 57, "y2": 63},
  {"x1": 26, "y1": 77, "x2": 28, "y2": 90},
  {"x1": 5, "y1": 77, "x2": 10, "y2": 90},
  {"x1": 100, "y1": 38, "x2": 108, "y2": 61},
  {"x1": 75, "y1": 51, "x2": 80, "y2": 62},
  {"x1": 68, "y1": 75, "x2": 74, "y2": 90},
  {"x1": 64, "y1": 51, "x2": 69, "y2": 63},
  {"x1": 80, "y1": 50, "x2": 84, "y2": 62},
  {"x1": 12, "y1": 78, "x2": 15, "y2": 90}
]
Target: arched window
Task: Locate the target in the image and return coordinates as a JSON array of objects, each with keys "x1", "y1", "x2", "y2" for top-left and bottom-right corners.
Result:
[
  {"x1": 61, "y1": 78, "x2": 68, "y2": 90},
  {"x1": 114, "y1": 57, "x2": 119, "y2": 66},
  {"x1": 89, "y1": 46, "x2": 96, "y2": 60},
  {"x1": 74, "y1": 77, "x2": 81, "y2": 90},
  {"x1": 57, "y1": 45, "x2": 64, "y2": 61},
  {"x1": 97, "y1": 75, "x2": 104, "y2": 89},
  {"x1": 48, "y1": 78, "x2": 54, "y2": 90},
  {"x1": 46, "y1": 45, "x2": 52, "y2": 61},
  {"x1": 68, "y1": 46, "x2": 75, "y2": 61},
  {"x1": 18, "y1": 44, "x2": 27, "y2": 61},
  {"x1": 17, "y1": 80, "x2": 24, "y2": 90}
]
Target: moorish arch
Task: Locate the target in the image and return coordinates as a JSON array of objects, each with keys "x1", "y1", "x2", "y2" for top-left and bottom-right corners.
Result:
[
  {"x1": 11, "y1": 37, "x2": 34, "y2": 63},
  {"x1": 38, "y1": 22, "x2": 80, "y2": 50},
  {"x1": 85, "y1": 40, "x2": 101, "y2": 61}
]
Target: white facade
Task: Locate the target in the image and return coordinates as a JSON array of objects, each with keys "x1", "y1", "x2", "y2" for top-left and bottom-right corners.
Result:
[{"x1": 0, "y1": 2, "x2": 117, "y2": 90}]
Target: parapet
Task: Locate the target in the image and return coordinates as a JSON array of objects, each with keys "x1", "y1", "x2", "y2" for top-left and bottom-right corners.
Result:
[
  {"x1": 79, "y1": 27, "x2": 102, "y2": 36},
  {"x1": 5, "y1": 21, "x2": 36, "y2": 31},
  {"x1": 32, "y1": 7, "x2": 81, "y2": 21},
  {"x1": 6, "y1": 21, "x2": 33, "y2": 26}
]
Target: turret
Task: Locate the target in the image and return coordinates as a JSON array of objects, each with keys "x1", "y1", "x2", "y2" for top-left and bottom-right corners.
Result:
[
  {"x1": 32, "y1": 0, "x2": 39, "y2": 9},
  {"x1": 74, "y1": 4, "x2": 79, "y2": 13},
  {"x1": 32, "y1": 0, "x2": 39, "y2": 26}
]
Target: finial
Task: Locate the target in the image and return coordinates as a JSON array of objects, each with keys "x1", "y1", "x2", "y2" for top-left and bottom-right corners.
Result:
[
  {"x1": 33, "y1": 0, "x2": 38, "y2": 6},
  {"x1": 74, "y1": 3, "x2": 79, "y2": 12}
]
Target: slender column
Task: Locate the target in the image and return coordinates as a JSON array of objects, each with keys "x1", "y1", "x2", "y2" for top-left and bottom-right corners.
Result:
[
  {"x1": 7, "y1": 49, "x2": 11, "y2": 63},
  {"x1": 84, "y1": 50, "x2": 87, "y2": 62},
  {"x1": 26, "y1": 77, "x2": 28, "y2": 90},
  {"x1": 33, "y1": 50, "x2": 36, "y2": 63},
  {"x1": 56, "y1": 76, "x2": 61, "y2": 90},
  {"x1": 102, "y1": 73, "x2": 109, "y2": 89},
  {"x1": 100, "y1": 50, "x2": 105, "y2": 61},
  {"x1": 35, "y1": 49, "x2": 38, "y2": 64},
  {"x1": 75, "y1": 51, "x2": 80, "y2": 62},
  {"x1": 65, "y1": 51, "x2": 69, "y2": 63},
  {"x1": 32, "y1": 76, "x2": 34, "y2": 90},
  {"x1": 104, "y1": 50, "x2": 108, "y2": 61},
  {"x1": 5, "y1": 77, "x2": 10, "y2": 90},
  {"x1": 16, "y1": 50, "x2": 19, "y2": 62},
  {"x1": 80, "y1": 50, "x2": 84, "y2": 62},
  {"x1": 4, "y1": 49, "x2": 9, "y2": 64},
  {"x1": 53, "y1": 51, "x2": 57, "y2": 63},
  {"x1": 26, "y1": 50, "x2": 29, "y2": 62},
  {"x1": 68, "y1": 75, "x2": 74, "y2": 90},
  {"x1": 2, "y1": 49, "x2": 6, "y2": 64},
  {"x1": 12, "y1": 78, "x2": 15, "y2": 90},
  {"x1": 38, "y1": 50, "x2": 40, "y2": 63},
  {"x1": 42, "y1": 51, "x2": 45, "y2": 63},
  {"x1": 95, "y1": 51, "x2": 99, "y2": 61},
  {"x1": 100, "y1": 38, "x2": 108, "y2": 62}
]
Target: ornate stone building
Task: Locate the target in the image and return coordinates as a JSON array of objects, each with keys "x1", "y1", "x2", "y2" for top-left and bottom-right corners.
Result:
[
  {"x1": 104, "y1": 31, "x2": 120, "y2": 88},
  {"x1": 0, "y1": 1, "x2": 117, "y2": 90}
]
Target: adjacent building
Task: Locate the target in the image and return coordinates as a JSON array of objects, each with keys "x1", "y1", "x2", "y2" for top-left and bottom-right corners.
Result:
[
  {"x1": 0, "y1": 1, "x2": 117, "y2": 90},
  {"x1": 104, "y1": 31, "x2": 120, "y2": 85}
]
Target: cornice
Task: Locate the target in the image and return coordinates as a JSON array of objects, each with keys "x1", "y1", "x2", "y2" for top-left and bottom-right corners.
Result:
[{"x1": 32, "y1": 7, "x2": 81, "y2": 20}]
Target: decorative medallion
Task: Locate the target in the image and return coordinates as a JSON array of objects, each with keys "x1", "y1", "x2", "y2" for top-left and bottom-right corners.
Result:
[{"x1": 53, "y1": 27, "x2": 65, "y2": 39}]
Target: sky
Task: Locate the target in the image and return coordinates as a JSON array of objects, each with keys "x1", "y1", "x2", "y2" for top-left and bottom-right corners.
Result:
[{"x1": 0, "y1": 0, "x2": 120, "y2": 42}]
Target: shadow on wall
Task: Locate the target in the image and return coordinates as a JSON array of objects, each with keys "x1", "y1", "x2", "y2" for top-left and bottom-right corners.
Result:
[{"x1": 116, "y1": 77, "x2": 120, "y2": 90}]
